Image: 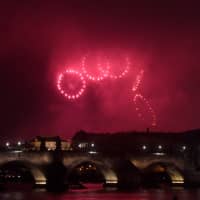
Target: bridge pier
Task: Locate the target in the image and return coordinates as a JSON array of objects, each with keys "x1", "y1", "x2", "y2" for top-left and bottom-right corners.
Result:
[
  {"x1": 45, "y1": 151, "x2": 69, "y2": 192},
  {"x1": 45, "y1": 161, "x2": 68, "y2": 192}
]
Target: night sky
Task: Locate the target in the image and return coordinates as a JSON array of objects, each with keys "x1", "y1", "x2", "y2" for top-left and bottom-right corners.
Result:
[{"x1": 1, "y1": 1, "x2": 200, "y2": 141}]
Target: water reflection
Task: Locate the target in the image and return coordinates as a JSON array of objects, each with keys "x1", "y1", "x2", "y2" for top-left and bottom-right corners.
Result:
[{"x1": 0, "y1": 187, "x2": 200, "y2": 200}]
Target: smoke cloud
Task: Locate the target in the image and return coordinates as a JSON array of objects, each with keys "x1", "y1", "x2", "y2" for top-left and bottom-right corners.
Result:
[{"x1": 0, "y1": 1, "x2": 200, "y2": 140}]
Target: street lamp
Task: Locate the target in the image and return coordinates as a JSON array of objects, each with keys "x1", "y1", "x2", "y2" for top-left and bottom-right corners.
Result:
[
  {"x1": 91, "y1": 143, "x2": 95, "y2": 147},
  {"x1": 17, "y1": 141, "x2": 21, "y2": 146},
  {"x1": 182, "y1": 145, "x2": 186, "y2": 151},
  {"x1": 142, "y1": 145, "x2": 147, "y2": 150},
  {"x1": 6, "y1": 142, "x2": 10, "y2": 147}
]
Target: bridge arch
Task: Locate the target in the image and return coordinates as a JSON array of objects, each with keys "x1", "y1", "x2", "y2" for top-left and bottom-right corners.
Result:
[
  {"x1": 143, "y1": 162, "x2": 184, "y2": 186},
  {"x1": 0, "y1": 160, "x2": 47, "y2": 187},
  {"x1": 63, "y1": 157, "x2": 118, "y2": 186}
]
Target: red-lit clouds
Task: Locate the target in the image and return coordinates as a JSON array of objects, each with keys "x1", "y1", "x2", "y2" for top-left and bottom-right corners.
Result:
[{"x1": 1, "y1": 1, "x2": 200, "y2": 140}]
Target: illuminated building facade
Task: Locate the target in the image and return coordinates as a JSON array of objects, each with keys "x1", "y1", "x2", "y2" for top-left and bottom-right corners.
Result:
[{"x1": 30, "y1": 136, "x2": 71, "y2": 151}]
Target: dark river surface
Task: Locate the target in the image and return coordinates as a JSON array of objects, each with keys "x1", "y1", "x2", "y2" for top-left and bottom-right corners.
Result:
[{"x1": 0, "y1": 185, "x2": 200, "y2": 200}]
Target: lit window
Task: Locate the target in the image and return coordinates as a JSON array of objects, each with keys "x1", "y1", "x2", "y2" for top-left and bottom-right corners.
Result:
[{"x1": 78, "y1": 143, "x2": 87, "y2": 148}]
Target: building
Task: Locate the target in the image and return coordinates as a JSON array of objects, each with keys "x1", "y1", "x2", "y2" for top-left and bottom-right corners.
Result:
[
  {"x1": 30, "y1": 136, "x2": 71, "y2": 151},
  {"x1": 71, "y1": 129, "x2": 200, "y2": 159}
]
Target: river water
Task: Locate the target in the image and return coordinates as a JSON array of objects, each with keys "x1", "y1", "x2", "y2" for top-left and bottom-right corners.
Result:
[{"x1": 0, "y1": 186, "x2": 200, "y2": 200}]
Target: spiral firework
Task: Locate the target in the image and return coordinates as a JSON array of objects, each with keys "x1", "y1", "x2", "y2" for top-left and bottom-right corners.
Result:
[
  {"x1": 132, "y1": 69, "x2": 144, "y2": 92},
  {"x1": 133, "y1": 93, "x2": 157, "y2": 127},
  {"x1": 81, "y1": 56, "x2": 109, "y2": 81},
  {"x1": 107, "y1": 57, "x2": 130, "y2": 79},
  {"x1": 56, "y1": 55, "x2": 157, "y2": 127},
  {"x1": 57, "y1": 69, "x2": 86, "y2": 100}
]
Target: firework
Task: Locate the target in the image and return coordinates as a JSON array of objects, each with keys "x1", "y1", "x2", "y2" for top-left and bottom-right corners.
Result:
[
  {"x1": 81, "y1": 56, "x2": 109, "y2": 81},
  {"x1": 107, "y1": 57, "x2": 130, "y2": 79},
  {"x1": 57, "y1": 69, "x2": 86, "y2": 100},
  {"x1": 56, "y1": 55, "x2": 157, "y2": 127},
  {"x1": 133, "y1": 93, "x2": 157, "y2": 127},
  {"x1": 132, "y1": 69, "x2": 144, "y2": 92}
]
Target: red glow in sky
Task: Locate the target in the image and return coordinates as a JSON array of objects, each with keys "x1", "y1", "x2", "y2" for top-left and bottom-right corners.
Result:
[
  {"x1": 0, "y1": 1, "x2": 200, "y2": 140},
  {"x1": 56, "y1": 55, "x2": 156, "y2": 127}
]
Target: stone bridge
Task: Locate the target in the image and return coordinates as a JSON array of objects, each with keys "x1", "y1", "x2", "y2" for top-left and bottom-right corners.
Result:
[{"x1": 0, "y1": 150, "x2": 199, "y2": 189}]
